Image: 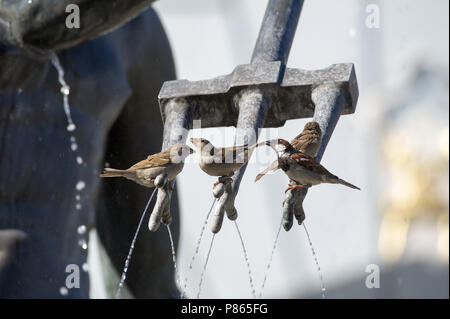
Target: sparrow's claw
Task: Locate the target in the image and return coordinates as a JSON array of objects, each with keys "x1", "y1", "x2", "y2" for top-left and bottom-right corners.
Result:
[{"x1": 285, "y1": 184, "x2": 309, "y2": 193}]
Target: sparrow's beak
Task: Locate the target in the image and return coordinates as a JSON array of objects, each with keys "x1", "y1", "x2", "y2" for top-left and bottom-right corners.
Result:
[
  {"x1": 264, "y1": 140, "x2": 277, "y2": 148},
  {"x1": 256, "y1": 140, "x2": 277, "y2": 150},
  {"x1": 189, "y1": 147, "x2": 195, "y2": 154},
  {"x1": 256, "y1": 141, "x2": 268, "y2": 148}
]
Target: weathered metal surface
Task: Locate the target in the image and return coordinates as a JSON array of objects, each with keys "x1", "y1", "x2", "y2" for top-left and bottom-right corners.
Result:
[
  {"x1": 149, "y1": 98, "x2": 194, "y2": 232},
  {"x1": 207, "y1": 0, "x2": 306, "y2": 232},
  {"x1": 157, "y1": 0, "x2": 359, "y2": 233},
  {"x1": 251, "y1": 0, "x2": 303, "y2": 64},
  {"x1": 159, "y1": 63, "x2": 358, "y2": 128},
  {"x1": 210, "y1": 87, "x2": 270, "y2": 233},
  {"x1": 282, "y1": 83, "x2": 347, "y2": 230}
]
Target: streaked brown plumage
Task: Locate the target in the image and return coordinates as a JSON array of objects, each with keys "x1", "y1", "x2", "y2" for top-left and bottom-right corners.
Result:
[
  {"x1": 290, "y1": 121, "x2": 322, "y2": 155},
  {"x1": 258, "y1": 138, "x2": 360, "y2": 192},
  {"x1": 100, "y1": 143, "x2": 194, "y2": 187},
  {"x1": 190, "y1": 137, "x2": 256, "y2": 185},
  {"x1": 255, "y1": 121, "x2": 321, "y2": 182}
]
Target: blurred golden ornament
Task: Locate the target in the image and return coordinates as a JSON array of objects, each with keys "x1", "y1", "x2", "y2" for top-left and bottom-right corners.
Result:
[{"x1": 378, "y1": 126, "x2": 449, "y2": 264}]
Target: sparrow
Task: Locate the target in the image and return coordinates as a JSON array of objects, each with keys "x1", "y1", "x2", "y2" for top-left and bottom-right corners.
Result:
[
  {"x1": 100, "y1": 144, "x2": 194, "y2": 187},
  {"x1": 190, "y1": 137, "x2": 256, "y2": 186},
  {"x1": 255, "y1": 121, "x2": 322, "y2": 182},
  {"x1": 258, "y1": 139, "x2": 360, "y2": 192}
]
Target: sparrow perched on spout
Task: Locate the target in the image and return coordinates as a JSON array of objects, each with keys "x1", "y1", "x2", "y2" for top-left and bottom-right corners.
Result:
[
  {"x1": 255, "y1": 121, "x2": 322, "y2": 182},
  {"x1": 258, "y1": 139, "x2": 360, "y2": 192},
  {"x1": 190, "y1": 137, "x2": 256, "y2": 186},
  {"x1": 100, "y1": 144, "x2": 194, "y2": 187}
]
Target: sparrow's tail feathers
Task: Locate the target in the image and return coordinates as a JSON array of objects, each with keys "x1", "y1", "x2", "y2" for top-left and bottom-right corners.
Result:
[
  {"x1": 336, "y1": 178, "x2": 360, "y2": 190},
  {"x1": 254, "y1": 160, "x2": 280, "y2": 182},
  {"x1": 100, "y1": 168, "x2": 128, "y2": 178}
]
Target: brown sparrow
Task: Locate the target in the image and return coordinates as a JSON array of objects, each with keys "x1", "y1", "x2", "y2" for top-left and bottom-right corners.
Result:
[
  {"x1": 255, "y1": 121, "x2": 322, "y2": 182},
  {"x1": 190, "y1": 138, "x2": 256, "y2": 186},
  {"x1": 258, "y1": 139, "x2": 360, "y2": 192},
  {"x1": 100, "y1": 144, "x2": 194, "y2": 187}
]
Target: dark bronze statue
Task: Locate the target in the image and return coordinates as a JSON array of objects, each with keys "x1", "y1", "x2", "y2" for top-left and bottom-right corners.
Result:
[{"x1": 0, "y1": 1, "x2": 179, "y2": 298}]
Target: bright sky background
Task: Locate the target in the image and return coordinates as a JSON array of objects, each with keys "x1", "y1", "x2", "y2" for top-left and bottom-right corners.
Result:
[{"x1": 133, "y1": 0, "x2": 450, "y2": 298}]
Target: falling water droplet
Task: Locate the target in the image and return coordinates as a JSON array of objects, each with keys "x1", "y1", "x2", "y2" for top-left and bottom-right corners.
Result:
[
  {"x1": 77, "y1": 225, "x2": 86, "y2": 235},
  {"x1": 234, "y1": 221, "x2": 256, "y2": 299},
  {"x1": 259, "y1": 217, "x2": 283, "y2": 298},
  {"x1": 59, "y1": 287, "x2": 68, "y2": 296},
  {"x1": 78, "y1": 239, "x2": 88, "y2": 250},
  {"x1": 116, "y1": 188, "x2": 157, "y2": 299},
  {"x1": 82, "y1": 263, "x2": 89, "y2": 272},
  {"x1": 75, "y1": 195, "x2": 80, "y2": 201},
  {"x1": 49, "y1": 53, "x2": 77, "y2": 136},
  {"x1": 70, "y1": 143, "x2": 78, "y2": 151},
  {"x1": 76, "y1": 203, "x2": 82, "y2": 210},
  {"x1": 197, "y1": 234, "x2": 215, "y2": 299},
  {"x1": 303, "y1": 223, "x2": 326, "y2": 299},
  {"x1": 67, "y1": 123, "x2": 76, "y2": 132},
  {"x1": 181, "y1": 198, "x2": 216, "y2": 299},
  {"x1": 75, "y1": 181, "x2": 85, "y2": 191},
  {"x1": 60, "y1": 86, "x2": 70, "y2": 95},
  {"x1": 76, "y1": 156, "x2": 83, "y2": 165},
  {"x1": 166, "y1": 225, "x2": 183, "y2": 296}
]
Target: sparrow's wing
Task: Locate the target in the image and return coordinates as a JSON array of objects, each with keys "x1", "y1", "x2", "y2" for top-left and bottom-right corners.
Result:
[
  {"x1": 128, "y1": 150, "x2": 172, "y2": 170},
  {"x1": 290, "y1": 152, "x2": 335, "y2": 177},
  {"x1": 291, "y1": 132, "x2": 319, "y2": 153},
  {"x1": 255, "y1": 160, "x2": 279, "y2": 182}
]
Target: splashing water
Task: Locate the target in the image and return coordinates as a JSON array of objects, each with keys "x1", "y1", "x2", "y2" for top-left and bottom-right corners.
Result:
[
  {"x1": 82, "y1": 262, "x2": 89, "y2": 272},
  {"x1": 303, "y1": 223, "x2": 326, "y2": 298},
  {"x1": 59, "y1": 286, "x2": 68, "y2": 296},
  {"x1": 77, "y1": 225, "x2": 87, "y2": 235},
  {"x1": 78, "y1": 239, "x2": 88, "y2": 250},
  {"x1": 115, "y1": 188, "x2": 157, "y2": 299},
  {"x1": 258, "y1": 216, "x2": 283, "y2": 298},
  {"x1": 166, "y1": 224, "x2": 183, "y2": 297},
  {"x1": 75, "y1": 181, "x2": 86, "y2": 191},
  {"x1": 197, "y1": 234, "x2": 215, "y2": 299},
  {"x1": 49, "y1": 52, "x2": 76, "y2": 132},
  {"x1": 234, "y1": 221, "x2": 256, "y2": 299},
  {"x1": 181, "y1": 198, "x2": 216, "y2": 299},
  {"x1": 50, "y1": 52, "x2": 90, "y2": 297}
]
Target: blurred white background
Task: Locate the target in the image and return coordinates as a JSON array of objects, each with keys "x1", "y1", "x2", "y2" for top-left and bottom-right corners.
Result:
[{"x1": 98, "y1": 0, "x2": 448, "y2": 298}]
